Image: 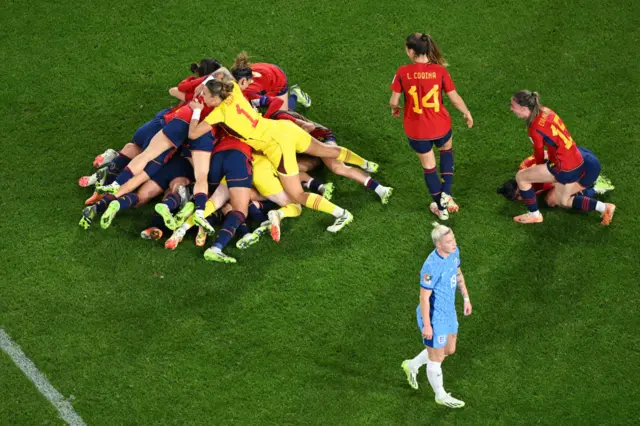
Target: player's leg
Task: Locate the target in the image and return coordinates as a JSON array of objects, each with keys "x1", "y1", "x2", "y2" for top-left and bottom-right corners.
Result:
[
  {"x1": 423, "y1": 319, "x2": 464, "y2": 408},
  {"x1": 323, "y1": 156, "x2": 393, "y2": 204},
  {"x1": 97, "y1": 130, "x2": 175, "y2": 194},
  {"x1": 513, "y1": 165, "x2": 556, "y2": 223},
  {"x1": 436, "y1": 131, "x2": 457, "y2": 212},
  {"x1": 190, "y1": 150, "x2": 214, "y2": 233},
  {"x1": 563, "y1": 154, "x2": 615, "y2": 224},
  {"x1": 303, "y1": 139, "x2": 378, "y2": 173},
  {"x1": 204, "y1": 187, "x2": 250, "y2": 264},
  {"x1": 414, "y1": 142, "x2": 448, "y2": 220}
]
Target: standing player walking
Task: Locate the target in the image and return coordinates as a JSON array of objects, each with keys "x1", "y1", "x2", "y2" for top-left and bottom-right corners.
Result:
[
  {"x1": 389, "y1": 33, "x2": 473, "y2": 220},
  {"x1": 401, "y1": 222, "x2": 472, "y2": 408}
]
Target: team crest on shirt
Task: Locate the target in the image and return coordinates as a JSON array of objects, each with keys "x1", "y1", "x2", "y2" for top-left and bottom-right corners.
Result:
[{"x1": 422, "y1": 274, "x2": 431, "y2": 286}]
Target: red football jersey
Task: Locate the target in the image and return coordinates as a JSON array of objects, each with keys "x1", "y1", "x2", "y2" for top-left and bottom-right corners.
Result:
[
  {"x1": 528, "y1": 107, "x2": 583, "y2": 172},
  {"x1": 212, "y1": 126, "x2": 253, "y2": 157},
  {"x1": 519, "y1": 155, "x2": 554, "y2": 193},
  {"x1": 244, "y1": 63, "x2": 288, "y2": 100},
  {"x1": 163, "y1": 96, "x2": 212, "y2": 123},
  {"x1": 390, "y1": 63, "x2": 455, "y2": 140}
]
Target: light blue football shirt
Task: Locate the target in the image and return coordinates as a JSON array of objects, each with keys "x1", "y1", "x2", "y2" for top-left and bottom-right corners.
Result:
[{"x1": 418, "y1": 247, "x2": 461, "y2": 325}]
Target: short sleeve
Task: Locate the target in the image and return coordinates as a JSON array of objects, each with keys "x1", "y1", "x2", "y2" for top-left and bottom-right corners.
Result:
[
  {"x1": 204, "y1": 107, "x2": 224, "y2": 126},
  {"x1": 390, "y1": 68, "x2": 403, "y2": 93},
  {"x1": 420, "y1": 264, "x2": 436, "y2": 289},
  {"x1": 442, "y1": 69, "x2": 456, "y2": 93}
]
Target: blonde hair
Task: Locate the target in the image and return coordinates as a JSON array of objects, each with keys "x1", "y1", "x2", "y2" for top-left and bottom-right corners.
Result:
[
  {"x1": 512, "y1": 90, "x2": 542, "y2": 127},
  {"x1": 431, "y1": 222, "x2": 452, "y2": 245}
]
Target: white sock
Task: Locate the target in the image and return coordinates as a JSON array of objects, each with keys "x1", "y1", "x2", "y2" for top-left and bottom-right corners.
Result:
[
  {"x1": 595, "y1": 201, "x2": 606, "y2": 213},
  {"x1": 530, "y1": 210, "x2": 541, "y2": 217},
  {"x1": 426, "y1": 360, "x2": 446, "y2": 400},
  {"x1": 375, "y1": 185, "x2": 387, "y2": 198},
  {"x1": 332, "y1": 207, "x2": 345, "y2": 218},
  {"x1": 318, "y1": 184, "x2": 325, "y2": 193},
  {"x1": 408, "y1": 349, "x2": 429, "y2": 371}
]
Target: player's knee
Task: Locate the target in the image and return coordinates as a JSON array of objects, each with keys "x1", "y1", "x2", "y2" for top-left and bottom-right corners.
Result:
[
  {"x1": 545, "y1": 191, "x2": 557, "y2": 207},
  {"x1": 444, "y1": 346, "x2": 456, "y2": 357},
  {"x1": 169, "y1": 177, "x2": 189, "y2": 192}
]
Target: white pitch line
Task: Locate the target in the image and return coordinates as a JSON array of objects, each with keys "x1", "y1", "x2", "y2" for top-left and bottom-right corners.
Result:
[{"x1": 0, "y1": 329, "x2": 86, "y2": 426}]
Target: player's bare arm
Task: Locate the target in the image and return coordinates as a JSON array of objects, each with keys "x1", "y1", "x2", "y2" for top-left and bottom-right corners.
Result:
[
  {"x1": 445, "y1": 90, "x2": 473, "y2": 128},
  {"x1": 188, "y1": 99, "x2": 212, "y2": 139},
  {"x1": 457, "y1": 267, "x2": 472, "y2": 316},
  {"x1": 420, "y1": 287, "x2": 433, "y2": 339},
  {"x1": 389, "y1": 91, "x2": 402, "y2": 117}
]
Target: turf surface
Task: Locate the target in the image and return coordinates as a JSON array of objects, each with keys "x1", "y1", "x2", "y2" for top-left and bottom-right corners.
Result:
[{"x1": 1, "y1": 0, "x2": 639, "y2": 423}]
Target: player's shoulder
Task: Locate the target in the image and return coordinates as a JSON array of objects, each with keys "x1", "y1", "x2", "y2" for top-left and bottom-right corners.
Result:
[{"x1": 422, "y1": 249, "x2": 443, "y2": 269}]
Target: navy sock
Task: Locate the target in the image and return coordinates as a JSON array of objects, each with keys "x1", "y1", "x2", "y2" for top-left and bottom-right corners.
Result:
[
  {"x1": 162, "y1": 193, "x2": 181, "y2": 212},
  {"x1": 288, "y1": 94, "x2": 297, "y2": 111},
  {"x1": 572, "y1": 195, "x2": 598, "y2": 212},
  {"x1": 95, "y1": 194, "x2": 116, "y2": 214},
  {"x1": 579, "y1": 187, "x2": 596, "y2": 198},
  {"x1": 115, "y1": 167, "x2": 134, "y2": 185},
  {"x1": 213, "y1": 211, "x2": 246, "y2": 250},
  {"x1": 194, "y1": 193, "x2": 207, "y2": 211},
  {"x1": 365, "y1": 177, "x2": 380, "y2": 191},
  {"x1": 520, "y1": 187, "x2": 539, "y2": 212},
  {"x1": 248, "y1": 203, "x2": 269, "y2": 223},
  {"x1": 150, "y1": 213, "x2": 165, "y2": 230},
  {"x1": 306, "y1": 178, "x2": 324, "y2": 194},
  {"x1": 439, "y1": 149, "x2": 454, "y2": 195},
  {"x1": 110, "y1": 153, "x2": 131, "y2": 173},
  {"x1": 423, "y1": 168, "x2": 443, "y2": 209},
  {"x1": 117, "y1": 193, "x2": 139, "y2": 210},
  {"x1": 236, "y1": 222, "x2": 249, "y2": 238}
]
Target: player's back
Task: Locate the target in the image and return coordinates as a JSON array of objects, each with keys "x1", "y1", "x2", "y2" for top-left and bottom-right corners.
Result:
[
  {"x1": 391, "y1": 62, "x2": 455, "y2": 140},
  {"x1": 529, "y1": 107, "x2": 583, "y2": 171},
  {"x1": 246, "y1": 63, "x2": 286, "y2": 97}
]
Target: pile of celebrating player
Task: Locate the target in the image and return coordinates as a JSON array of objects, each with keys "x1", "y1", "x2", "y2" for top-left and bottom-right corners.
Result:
[{"x1": 78, "y1": 53, "x2": 393, "y2": 263}]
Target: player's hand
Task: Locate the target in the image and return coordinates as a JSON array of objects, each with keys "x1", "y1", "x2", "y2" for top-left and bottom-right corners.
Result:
[
  {"x1": 300, "y1": 122, "x2": 315, "y2": 133},
  {"x1": 391, "y1": 106, "x2": 401, "y2": 117},
  {"x1": 463, "y1": 112, "x2": 473, "y2": 128},
  {"x1": 189, "y1": 99, "x2": 204, "y2": 111},
  {"x1": 464, "y1": 300, "x2": 472, "y2": 316},
  {"x1": 422, "y1": 325, "x2": 433, "y2": 340},
  {"x1": 194, "y1": 84, "x2": 206, "y2": 98}
]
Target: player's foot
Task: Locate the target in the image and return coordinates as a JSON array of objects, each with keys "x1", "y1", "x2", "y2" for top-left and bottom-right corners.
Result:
[
  {"x1": 289, "y1": 84, "x2": 312, "y2": 108},
  {"x1": 594, "y1": 175, "x2": 615, "y2": 195},
  {"x1": 176, "y1": 184, "x2": 190, "y2": 207},
  {"x1": 140, "y1": 227, "x2": 163, "y2": 240},
  {"x1": 380, "y1": 187, "x2": 394, "y2": 205},
  {"x1": 193, "y1": 210, "x2": 215, "y2": 235},
  {"x1": 195, "y1": 227, "x2": 208, "y2": 247},
  {"x1": 204, "y1": 246, "x2": 237, "y2": 263},
  {"x1": 100, "y1": 200, "x2": 120, "y2": 229},
  {"x1": 361, "y1": 160, "x2": 379, "y2": 174},
  {"x1": 327, "y1": 210, "x2": 353, "y2": 233},
  {"x1": 268, "y1": 210, "x2": 282, "y2": 242},
  {"x1": 600, "y1": 203, "x2": 616, "y2": 226},
  {"x1": 174, "y1": 202, "x2": 195, "y2": 227},
  {"x1": 78, "y1": 174, "x2": 97, "y2": 187},
  {"x1": 440, "y1": 193, "x2": 459, "y2": 213},
  {"x1": 236, "y1": 228, "x2": 264, "y2": 249},
  {"x1": 95, "y1": 182, "x2": 120, "y2": 195},
  {"x1": 322, "y1": 182, "x2": 335, "y2": 201},
  {"x1": 513, "y1": 212, "x2": 543, "y2": 224},
  {"x1": 401, "y1": 361, "x2": 419, "y2": 390},
  {"x1": 435, "y1": 393, "x2": 465, "y2": 408},
  {"x1": 79, "y1": 205, "x2": 98, "y2": 230},
  {"x1": 84, "y1": 192, "x2": 103, "y2": 205},
  {"x1": 154, "y1": 203, "x2": 177, "y2": 230},
  {"x1": 165, "y1": 228, "x2": 186, "y2": 250},
  {"x1": 429, "y1": 202, "x2": 449, "y2": 221},
  {"x1": 93, "y1": 149, "x2": 118, "y2": 168}
]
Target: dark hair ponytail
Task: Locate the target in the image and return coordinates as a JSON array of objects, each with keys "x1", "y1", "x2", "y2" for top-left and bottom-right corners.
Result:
[
  {"x1": 190, "y1": 58, "x2": 222, "y2": 77},
  {"x1": 205, "y1": 78, "x2": 235, "y2": 100},
  {"x1": 405, "y1": 33, "x2": 448, "y2": 66},
  {"x1": 512, "y1": 90, "x2": 542, "y2": 127}
]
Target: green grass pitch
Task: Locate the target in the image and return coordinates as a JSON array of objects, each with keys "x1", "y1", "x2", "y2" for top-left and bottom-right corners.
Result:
[{"x1": 1, "y1": 0, "x2": 639, "y2": 424}]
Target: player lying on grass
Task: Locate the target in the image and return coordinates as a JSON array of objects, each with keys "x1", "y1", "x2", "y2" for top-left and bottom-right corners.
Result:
[
  {"x1": 497, "y1": 152, "x2": 615, "y2": 206},
  {"x1": 187, "y1": 77, "x2": 379, "y2": 236},
  {"x1": 510, "y1": 90, "x2": 616, "y2": 225},
  {"x1": 266, "y1": 108, "x2": 394, "y2": 205}
]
